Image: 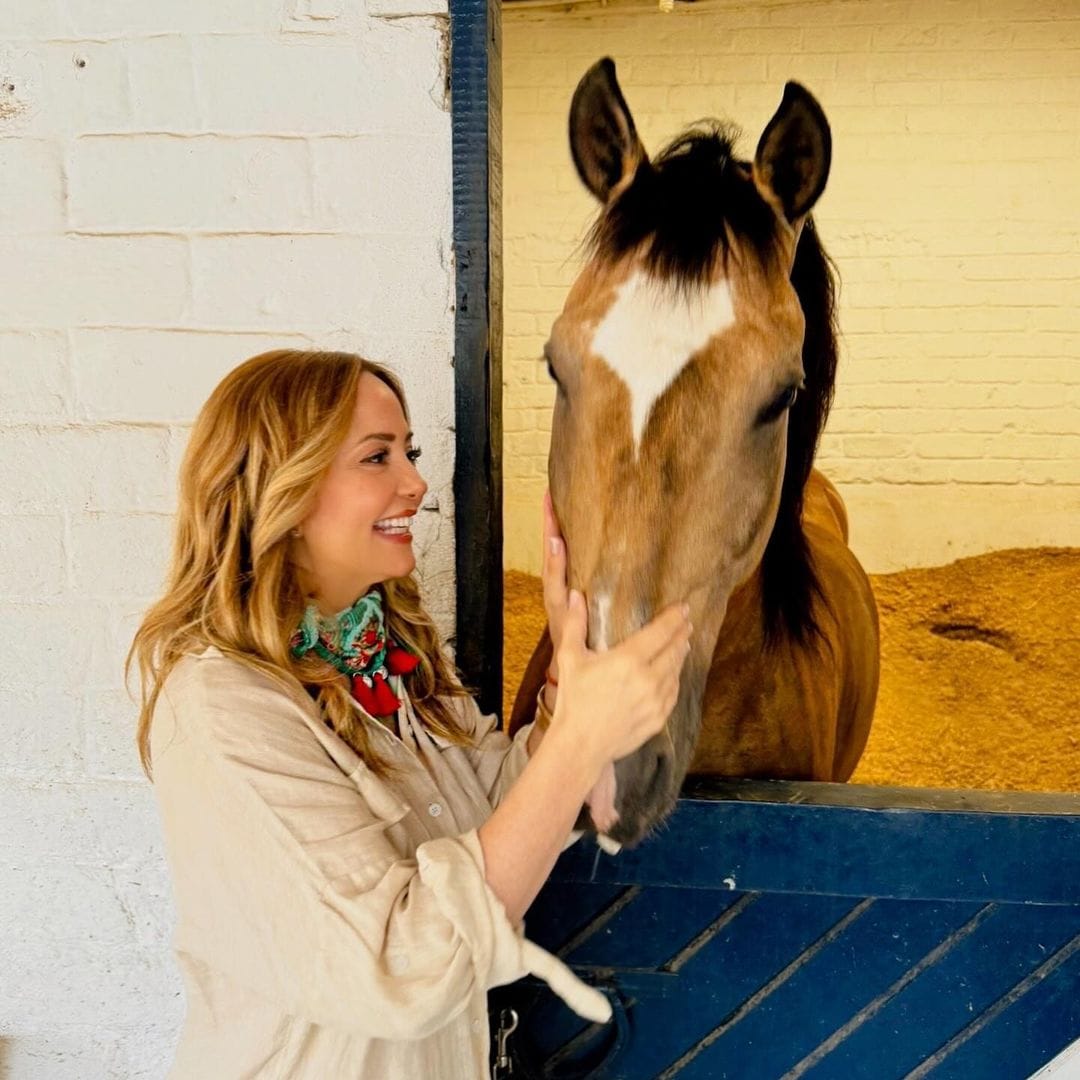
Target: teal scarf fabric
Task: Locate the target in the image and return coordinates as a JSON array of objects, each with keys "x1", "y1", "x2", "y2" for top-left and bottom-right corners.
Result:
[{"x1": 289, "y1": 589, "x2": 418, "y2": 715}]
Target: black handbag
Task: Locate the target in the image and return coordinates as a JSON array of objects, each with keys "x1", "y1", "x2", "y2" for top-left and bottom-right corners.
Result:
[{"x1": 487, "y1": 978, "x2": 631, "y2": 1079}]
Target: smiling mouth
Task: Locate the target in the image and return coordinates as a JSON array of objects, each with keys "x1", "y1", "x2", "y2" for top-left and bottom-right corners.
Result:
[{"x1": 374, "y1": 515, "x2": 413, "y2": 536}]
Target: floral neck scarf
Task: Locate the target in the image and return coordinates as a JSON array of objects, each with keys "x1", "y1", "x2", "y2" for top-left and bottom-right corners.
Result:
[{"x1": 289, "y1": 589, "x2": 419, "y2": 717}]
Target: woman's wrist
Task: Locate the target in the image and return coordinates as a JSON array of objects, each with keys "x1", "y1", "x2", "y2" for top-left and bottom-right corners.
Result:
[
  {"x1": 530, "y1": 718, "x2": 603, "y2": 796},
  {"x1": 542, "y1": 664, "x2": 559, "y2": 713},
  {"x1": 534, "y1": 683, "x2": 554, "y2": 731}
]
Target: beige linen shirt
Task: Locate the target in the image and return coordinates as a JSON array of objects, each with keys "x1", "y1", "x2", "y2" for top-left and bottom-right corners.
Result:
[{"x1": 150, "y1": 644, "x2": 609, "y2": 1080}]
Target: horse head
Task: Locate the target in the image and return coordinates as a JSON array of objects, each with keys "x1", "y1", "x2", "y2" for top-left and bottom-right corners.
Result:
[{"x1": 547, "y1": 58, "x2": 836, "y2": 847}]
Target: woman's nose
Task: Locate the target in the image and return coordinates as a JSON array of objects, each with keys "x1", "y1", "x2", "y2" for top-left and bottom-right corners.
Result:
[{"x1": 402, "y1": 463, "x2": 427, "y2": 502}]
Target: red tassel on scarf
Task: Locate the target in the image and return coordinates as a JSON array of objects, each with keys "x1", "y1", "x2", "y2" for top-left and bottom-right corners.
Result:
[
  {"x1": 351, "y1": 672, "x2": 402, "y2": 717},
  {"x1": 386, "y1": 644, "x2": 420, "y2": 676}
]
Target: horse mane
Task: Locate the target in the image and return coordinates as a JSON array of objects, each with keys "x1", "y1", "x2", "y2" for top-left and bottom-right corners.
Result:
[
  {"x1": 762, "y1": 217, "x2": 838, "y2": 648},
  {"x1": 585, "y1": 124, "x2": 840, "y2": 648}
]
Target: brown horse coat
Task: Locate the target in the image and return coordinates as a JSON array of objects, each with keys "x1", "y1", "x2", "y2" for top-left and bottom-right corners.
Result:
[{"x1": 509, "y1": 469, "x2": 878, "y2": 783}]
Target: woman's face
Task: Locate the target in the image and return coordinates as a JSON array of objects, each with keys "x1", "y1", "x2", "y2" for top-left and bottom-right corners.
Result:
[{"x1": 292, "y1": 372, "x2": 427, "y2": 613}]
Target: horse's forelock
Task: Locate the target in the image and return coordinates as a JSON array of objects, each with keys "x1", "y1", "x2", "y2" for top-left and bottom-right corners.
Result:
[{"x1": 585, "y1": 123, "x2": 783, "y2": 289}]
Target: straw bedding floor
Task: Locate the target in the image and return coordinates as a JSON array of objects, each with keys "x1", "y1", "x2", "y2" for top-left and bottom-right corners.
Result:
[{"x1": 503, "y1": 548, "x2": 1080, "y2": 794}]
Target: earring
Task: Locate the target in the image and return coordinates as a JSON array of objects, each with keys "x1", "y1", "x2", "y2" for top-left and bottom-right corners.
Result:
[{"x1": 291, "y1": 527, "x2": 302, "y2": 538}]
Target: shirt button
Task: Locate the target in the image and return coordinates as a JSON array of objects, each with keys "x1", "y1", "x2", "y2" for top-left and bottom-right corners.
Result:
[
  {"x1": 428, "y1": 802, "x2": 442, "y2": 817},
  {"x1": 388, "y1": 953, "x2": 409, "y2": 974}
]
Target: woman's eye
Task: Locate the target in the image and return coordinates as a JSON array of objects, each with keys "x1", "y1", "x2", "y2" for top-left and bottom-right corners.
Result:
[
  {"x1": 407, "y1": 447, "x2": 423, "y2": 463},
  {"x1": 364, "y1": 451, "x2": 388, "y2": 464}
]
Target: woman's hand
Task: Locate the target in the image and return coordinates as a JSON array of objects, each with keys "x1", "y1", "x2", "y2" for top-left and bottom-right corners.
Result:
[
  {"x1": 540, "y1": 491, "x2": 569, "y2": 677},
  {"x1": 550, "y1": 590, "x2": 692, "y2": 776},
  {"x1": 479, "y1": 587, "x2": 691, "y2": 925}
]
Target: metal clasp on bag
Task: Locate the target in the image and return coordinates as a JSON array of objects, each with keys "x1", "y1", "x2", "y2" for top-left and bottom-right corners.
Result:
[{"x1": 492, "y1": 1007, "x2": 519, "y2": 1079}]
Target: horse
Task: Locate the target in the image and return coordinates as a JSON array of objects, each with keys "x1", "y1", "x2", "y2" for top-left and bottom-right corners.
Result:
[{"x1": 508, "y1": 59, "x2": 879, "y2": 849}]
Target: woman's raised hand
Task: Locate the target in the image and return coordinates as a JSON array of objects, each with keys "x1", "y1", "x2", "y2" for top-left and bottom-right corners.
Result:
[
  {"x1": 551, "y1": 589, "x2": 692, "y2": 774},
  {"x1": 540, "y1": 490, "x2": 570, "y2": 678}
]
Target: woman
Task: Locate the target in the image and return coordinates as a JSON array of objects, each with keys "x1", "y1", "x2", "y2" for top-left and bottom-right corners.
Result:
[{"x1": 128, "y1": 350, "x2": 692, "y2": 1079}]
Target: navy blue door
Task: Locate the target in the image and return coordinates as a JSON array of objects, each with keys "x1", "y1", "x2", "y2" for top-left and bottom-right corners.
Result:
[{"x1": 500, "y1": 780, "x2": 1080, "y2": 1079}]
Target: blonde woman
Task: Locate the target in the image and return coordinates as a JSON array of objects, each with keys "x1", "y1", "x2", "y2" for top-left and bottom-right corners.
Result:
[{"x1": 128, "y1": 350, "x2": 692, "y2": 1079}]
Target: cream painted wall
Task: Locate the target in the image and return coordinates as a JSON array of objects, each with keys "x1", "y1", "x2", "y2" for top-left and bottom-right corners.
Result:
[
  {"x1": 502, "y1": 0, "x2": 1080, "y2": 575},
  {"x1": 0, "y1": 2, "x2": 452, "y2": 1075}
]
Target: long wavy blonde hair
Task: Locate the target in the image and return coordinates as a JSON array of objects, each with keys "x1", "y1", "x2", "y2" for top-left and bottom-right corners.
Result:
[{"x1": 126, "y1": 349, "x2": 473, "y2": 780}]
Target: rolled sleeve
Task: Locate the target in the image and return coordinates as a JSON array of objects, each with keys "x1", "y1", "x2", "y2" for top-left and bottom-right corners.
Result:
[{"x1": 311, "y1": 829, "x2": 531, "y2": 1040}]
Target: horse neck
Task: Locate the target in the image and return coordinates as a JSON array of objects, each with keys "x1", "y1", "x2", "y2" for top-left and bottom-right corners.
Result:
[{"x1": 711, "y1": 566, "x2": 768, "y2": 662}]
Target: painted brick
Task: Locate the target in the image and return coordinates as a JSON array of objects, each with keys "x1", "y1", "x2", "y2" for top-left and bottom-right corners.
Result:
[
  {"x1": 0, "y1": 330, "x2": 72, "y2": 421},
  {"x1": 190, "y1": 234, "x2": 450, "y2": 330},
  {"x1": 127, "y1": 35, "x2": 201, "y2": 132},
  {"x1": 72, "y1": 329, "x2": 312, "y2": 423},
  {"x1": 0, "y1": 139, "x2": 65, "y2": 232},
  {"x1": 193, "y1": 36, "x2": 364, "y2": 133},
  {"x1": 0, "y1": 427, "x2": 173, "y2": 514},
  {"x1": 0, "y1": 41, "x2": 132, "y2": 137},
  {"x1": 368, "y1": 0, "x2": 447, "y2": 14},
  {"x1": 312, "y1": 134, "x2": 452, "y2": 236},
  {"x1": 194, "y1": 25, "x2": 447, "y2": 136},
  {"x1": 0, "y1": 686, "x2": 88, "y2": 780},
  {"x1": 70, "y1": 513, "x2": 172, "y2": 600},
  {"x1": 0, "y1": 515, "x2": 66, "y2": 600},
  {"x1": 60, "y1": 0, "x2": 283, "y2": 36},
  {"x1": 914, "y1": 434, "x2": 991, "y2": 459},
  {"x1": 83, "y1": 687, "x2": 148, "y2": 782},
  {"x1": 69, "y1": 135, "x2": 314, "y2": 232},
  {"x1": 0, "y1": 237, "x2": 189, "y2": 326}
]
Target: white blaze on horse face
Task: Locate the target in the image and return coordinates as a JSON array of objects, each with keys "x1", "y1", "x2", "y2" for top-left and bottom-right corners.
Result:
[
  {"x1": 591, "y1": 270, "x2": 736, "y2": 451},
  {"x1": 591, "y1": 592, "x2": 613, "y2": 652}
]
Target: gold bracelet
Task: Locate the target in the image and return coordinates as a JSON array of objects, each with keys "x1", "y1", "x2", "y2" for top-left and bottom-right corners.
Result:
[{"x1": 535, "y1": 682, "x2": 554, "y2": 731}]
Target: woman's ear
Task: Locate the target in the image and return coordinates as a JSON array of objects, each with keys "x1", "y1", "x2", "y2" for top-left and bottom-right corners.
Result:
[
  {"x1": 568, "y1": 57, "x2": 649, "y2": 204},
  {"x1": 752, "y1": 82, "x2": 832, "y2": 226}
]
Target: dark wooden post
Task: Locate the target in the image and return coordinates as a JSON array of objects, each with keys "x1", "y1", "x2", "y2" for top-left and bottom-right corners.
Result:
[{"x1": 449, "y1": 0, "x2": 503, "y2": 718}]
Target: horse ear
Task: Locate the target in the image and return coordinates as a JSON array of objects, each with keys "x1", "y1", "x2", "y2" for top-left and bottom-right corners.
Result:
[
  {"x1": 752, "y1": 82, "x2": 831, "y2": 225},
  {"x1": 569, "y1": 57, "x2": 648, "y2": 204}
]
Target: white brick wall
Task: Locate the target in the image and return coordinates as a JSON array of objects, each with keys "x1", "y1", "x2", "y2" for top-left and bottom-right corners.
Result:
[
  {"x1": 502, "y1": 0, "x2": 1080, "y2": 574},
  {"x1": 0, "y1": 3, "x2": 454, "y2": 1075}
]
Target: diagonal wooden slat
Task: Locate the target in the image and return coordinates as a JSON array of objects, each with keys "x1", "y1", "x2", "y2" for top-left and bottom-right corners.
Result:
[
  {"x1": 565, "y1": 884, "x2": 747, "y2": 971},
  {"x1": 795, "y1": 903, "x2": 1080, "y2": 1079},
  {"x1": 657, "y1": 899, "x2": 875, "y2": 1078},
  {"x1": 906, "y1": 930, "x2": 1080, "y2": 1080},
  {"x1": 557, "y1": 886, "x2": 642, "y2": 959},
  {"x1": 783, "y1": 903, "x2": 997, "y2": 1080},
  {"x1": 677, "y1": 897, "x2": 987, "y2": 1080},
  {"x1": 614, "y1": 892, "x2": 858, "y2": 1080},
  {"x1": 662, "y1": 893, "x2": 760, "y2": 973}
]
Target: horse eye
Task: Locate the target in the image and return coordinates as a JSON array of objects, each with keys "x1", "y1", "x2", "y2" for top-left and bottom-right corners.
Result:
[
  {"x1": 545, "y1": 357, "x2": 558, "y2": 383},
  {"x1": 759, "y1": 384, "x2": 801, "y2": 426}
]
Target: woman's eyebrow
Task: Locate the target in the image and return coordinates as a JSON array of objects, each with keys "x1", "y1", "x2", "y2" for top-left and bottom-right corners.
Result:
[{"x1": 354, "y1": 431, "x2": 414, "y2": 447}]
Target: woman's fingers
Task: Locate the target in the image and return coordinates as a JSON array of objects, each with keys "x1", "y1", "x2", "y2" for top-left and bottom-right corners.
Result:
[
  {"x1": 541, "y1": 490, "x2": 568, "y2": 609},
  {"x1": 621, "y1": 602, "x2": 691, "y2": 664},
  {"x1": 558, "y1": 589, "x2": 588, "y2": 661},
  {"x1": 657, "y1": 623, "x2": 693, "y2": 676}
]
